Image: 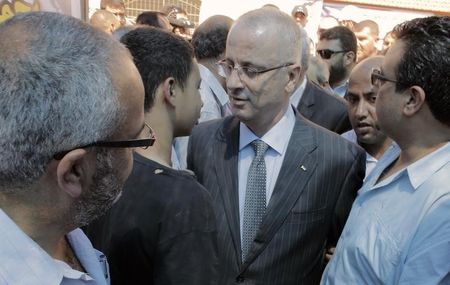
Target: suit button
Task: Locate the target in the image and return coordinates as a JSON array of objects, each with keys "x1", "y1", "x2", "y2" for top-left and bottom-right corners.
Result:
[{"x1": 236, "y1": 276, "x2": 245, "y2": 283}]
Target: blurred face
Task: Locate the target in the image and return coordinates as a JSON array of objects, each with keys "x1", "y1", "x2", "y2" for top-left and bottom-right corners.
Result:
[
  {"x1": 346, "y1": 68, "x2": 386, "y2": 146},
  {"x1": 175, "y1": 60, "x2": 202, "y2": 136},
  {"x1": 316, "y1": 39, "x2": 347, "y2": 86},
  {"x1": 355, "y1": 28, "x2": 378, "y2": 61},
  {"x1": 375, "y1": 41, "x2": 405, "y2": 139},
  {"x1": 294, "y1": 12, "x2": 307, "y2": 27},
  {"x1": 105, "y1": 3, "x2": 126, "y2": 27},
  {"x1": 225, "y1": 26, "x2": 294, "y2": 133},
  {"x1": 73, "y1": 51, "x2": 145, "y2": 226},
  {"x1": 157, "y1": 14, "x2": 172, "y2": 31}
]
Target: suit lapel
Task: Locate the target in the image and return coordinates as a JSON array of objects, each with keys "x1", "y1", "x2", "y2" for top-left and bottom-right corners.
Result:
[
  {"x1": 213, "y1": 117, "x2": 242, "y2": 266},
  {"x1": 240, "y1": 115, "x2": 318, "y2": 271},
  {"x1": 297, "y1": 80, "x2": 316, "y2": 120}
]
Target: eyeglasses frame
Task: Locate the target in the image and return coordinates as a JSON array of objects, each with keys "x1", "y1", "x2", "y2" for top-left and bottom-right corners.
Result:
[
  {"x1": 53, "y1": 123, "x2": 156, "y2": 160},
  {"x1": 217, "y1": 59, "x2": 295, "y2": 80}
]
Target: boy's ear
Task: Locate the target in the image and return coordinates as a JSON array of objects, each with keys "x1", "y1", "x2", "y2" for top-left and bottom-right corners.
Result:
[
  {"x1": 56, "y1": 148, "x2": 90, "y2": 198},
  {"x1": 162, "y1": 77, "x2": 177, "y2": 107}
]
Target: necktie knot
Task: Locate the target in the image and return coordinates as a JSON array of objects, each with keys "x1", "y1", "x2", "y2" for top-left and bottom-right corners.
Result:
[{"x1": 251, "y1": 140, "x2": 269, "y2": 158}]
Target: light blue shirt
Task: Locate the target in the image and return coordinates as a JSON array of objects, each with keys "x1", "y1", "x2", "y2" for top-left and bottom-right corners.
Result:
[
  {"x1": 238, "y1": 106, "x2": 296, "y2": 240},
  {"x1": 322, "y1": 142, "x2": 450, "y2": 285},
  {"x1": 333, "y1": 81, "x2": 348, "y2": 97},
  {"x1": 198, "y1": 64, "x2": 232, "y2": 122},
  {"x1": 289, "y1": 77, "x2": 307, "y2": 108},
  {"x1": 0, "y1": 209, "x2": 110, "y2": 285}
]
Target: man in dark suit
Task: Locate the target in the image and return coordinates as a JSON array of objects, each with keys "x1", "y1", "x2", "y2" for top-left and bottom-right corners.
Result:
[
  {"x1": 291, "y1": 28, "x2": 352, "y2": 134},
  {"x1": 188, "y1": 8, "x2": 366, "y2": 285}
]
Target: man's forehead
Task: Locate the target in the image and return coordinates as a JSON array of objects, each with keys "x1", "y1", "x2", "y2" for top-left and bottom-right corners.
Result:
[{"x1": 317, "y1": 39, "x2": 342, "y2": 50}]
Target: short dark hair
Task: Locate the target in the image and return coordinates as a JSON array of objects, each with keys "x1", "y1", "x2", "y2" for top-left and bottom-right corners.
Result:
[
  {"x1": 121, "y1": 27, "x2": 193, "y2": 111},
  {"x1": 320, "y1": 26, "x2": 357, "y2": 56},
  {"x1": 191, "y1": 17, "x2": 232, "y2": 60},
  {"x1": 393, "y1": 16, "x2": 450, "y2": 126},
  {"x1": 136, "y1": 11, "x2": 166, "y2": 28}
]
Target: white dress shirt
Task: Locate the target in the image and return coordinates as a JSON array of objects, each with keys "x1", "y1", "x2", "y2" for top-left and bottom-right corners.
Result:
[
  {"x1": 341, "y1": 129, "x2": 378, "y2": 179},
  {"x1": 238, "y1": 106, "x2": 296, "y2": 239},
  {"x1": 0, "y1": 209, "x2": 110, "y2": 284},
  {"x1": 198, "y1": 64, "x2": 232, "y2": 122}
]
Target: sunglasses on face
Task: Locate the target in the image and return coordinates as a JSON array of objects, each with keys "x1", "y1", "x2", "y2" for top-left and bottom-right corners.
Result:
[{"x1": 316, "y1": 49, "x2": 347, "y2": 59}]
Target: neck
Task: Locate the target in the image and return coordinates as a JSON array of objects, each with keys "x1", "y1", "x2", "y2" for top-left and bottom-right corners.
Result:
[
  {"x1": 0, "y1": 194, "x2": 69, "y2": 260},
  {"x1": 360, "y1": 137, "x2": 392, "y2": 160},
  {"x1": 244, "y1": 104, "x2": 289, "y2": 137},
  {"x1": 135, "y1": 108, "x2": 174, "y2": 167}
]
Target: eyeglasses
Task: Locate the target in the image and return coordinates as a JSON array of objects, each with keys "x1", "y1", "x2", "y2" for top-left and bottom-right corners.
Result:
[
  {"x1": 53, "y1": 123, "x2": 155, "y2": 160},
  {"x1": 217, "y1": 59, "x2": 294, "y2": 80},
  {"x1": 371, "y1": 69, "x2": 400, "y2": 87},
  {"x1": 316, "y1": 49, "x2": 347, "y2": 59}
]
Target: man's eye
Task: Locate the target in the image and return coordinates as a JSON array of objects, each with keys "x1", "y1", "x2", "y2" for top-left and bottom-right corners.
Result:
[{"x1": 243, "y1": 67, "x2": 259, "y2": 77}]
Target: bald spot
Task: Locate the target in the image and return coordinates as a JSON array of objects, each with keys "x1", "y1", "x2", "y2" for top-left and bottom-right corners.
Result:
[
  {"x1": 229, "y1": 8, "x2": 302, "y2": 64},
  {"x1": 196, "y1": 15, "x2": 233, "y2": 35},
  {"x1": 349, "y1": 56, "x2": 384, "y2": 84},
  {"x1": 90, "y1": 10, "x2": 120, "y2": 33}
]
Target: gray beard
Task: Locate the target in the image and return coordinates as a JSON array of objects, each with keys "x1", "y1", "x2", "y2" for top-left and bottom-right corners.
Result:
[{"x1": 71, "y1": 149, "x2": 122, "y2": 227}]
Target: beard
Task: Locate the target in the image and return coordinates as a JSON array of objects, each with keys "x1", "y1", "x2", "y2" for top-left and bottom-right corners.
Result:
[
  {"x1": 71, "y1": 149, "x2": 123, "y2": 227},
  {"x1": 329, "y1": 61, "x2": 347, "y2": 86}
]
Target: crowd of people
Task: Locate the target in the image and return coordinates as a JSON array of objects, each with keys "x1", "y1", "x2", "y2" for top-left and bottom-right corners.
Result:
[{"x1": 0, "y1": 0, "x2": 449, "y2": 284}]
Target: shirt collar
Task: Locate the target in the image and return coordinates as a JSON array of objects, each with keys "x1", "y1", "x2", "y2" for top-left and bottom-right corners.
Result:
[
  {"x1": 198, "y1": 64, "x2": 229, "y2": 107},
  {"x1": 0, "y1": 208, "x2": 63, "y2": 284},
  {"x1": 290, "y1": 77, "x2": 307, "y2": 107},
  {"x1": 406, "y1": 142, "x2": 450, "y2": 189},
  {"x1": 239, "y1": 105, "x2": 296, "y2": 155}
]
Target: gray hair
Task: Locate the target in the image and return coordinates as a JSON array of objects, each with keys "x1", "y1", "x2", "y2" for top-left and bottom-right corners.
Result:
[
  {"x1": 0, "y1": 12, "x2": 123, "y2": 190},
  {"x1": 299, "y1": 27, "x2": 310, "y2": 71}
]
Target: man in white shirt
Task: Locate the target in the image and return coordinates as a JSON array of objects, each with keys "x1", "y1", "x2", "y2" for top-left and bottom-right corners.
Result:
[
  {"x1": 0, "y1": 12, "x2": 148, "y2": 284},
  {"x1": 188, "y1": 8, "x2": 365, "y2": 285},
  {"x1": 341, "y1": 56, "x2": 392, "y2": 178},
  {"x1": 322, "y1": 16, "x2": 450, "y2": 284}
]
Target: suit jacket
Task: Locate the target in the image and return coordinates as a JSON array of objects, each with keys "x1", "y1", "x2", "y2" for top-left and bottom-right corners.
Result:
[
  {"x1": 297, "y1": 80, "x2": 351, "y2": 134},
  {"x1": 188, "y1": 112, "x2": 365, "y2": 285}
]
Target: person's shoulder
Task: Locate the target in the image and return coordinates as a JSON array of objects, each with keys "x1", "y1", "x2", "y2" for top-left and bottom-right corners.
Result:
[
  {"x1": 309, "y1": 81, "x2": 347, "y2": 108},
  {"x1": 295, "y1": 115, "x2": 364, "y2": 157}
]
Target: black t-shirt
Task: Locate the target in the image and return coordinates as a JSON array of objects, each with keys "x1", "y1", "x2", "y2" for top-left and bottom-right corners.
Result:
[{"x1": 86, "y1": 152, "x2": 218, "y2": 285}]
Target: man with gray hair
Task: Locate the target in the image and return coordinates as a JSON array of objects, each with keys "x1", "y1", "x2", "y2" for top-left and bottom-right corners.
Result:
[
  {"x1": 0, "y1": 12, "x2": 149, "y2": 284},
  {"x1": 188, "y1": 8, "x2": 365, "y2": 284}
]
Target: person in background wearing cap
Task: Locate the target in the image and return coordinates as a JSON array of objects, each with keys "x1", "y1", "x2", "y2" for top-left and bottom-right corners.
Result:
[
  {"x1": 162, "y1": 5, "x2": 195, "y2": 41},
  {"x1": 291, "y1": 4, "x2": 308, "y2": 28}
]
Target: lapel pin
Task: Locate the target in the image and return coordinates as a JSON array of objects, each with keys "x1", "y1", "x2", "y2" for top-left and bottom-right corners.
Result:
[
  {"x1": 154, "y1": 169, "x2": 164, "y2": 174},
  {"x1": 300, "y1": 165, "x2": 307, "y2": 171}
]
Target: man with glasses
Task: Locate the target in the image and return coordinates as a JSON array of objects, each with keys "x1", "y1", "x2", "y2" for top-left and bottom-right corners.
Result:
[
  {"x1": 317, "y1": 26, "x2": 357, "y2": 97},
  {"x1": 0, "y1": 12, "x2": 147, "y2": 284},
  {"x1": 188, "y1": 8, "x2": 365, "y2": 285},
  {"x1": 86, "y1": 27, "x2": 218, "y2": 285},
  {"x1": 322, "y1": 16, "x2": 450, "y2": 284}
]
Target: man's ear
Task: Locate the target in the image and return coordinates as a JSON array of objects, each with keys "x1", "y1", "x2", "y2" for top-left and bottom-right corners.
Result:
[
  {"x1": 56, "y1": 149, "x2": 90, "y2": 198},
  {"x1": 344, "y1": 51, "x2": 356, "y2": 66},
  {"x1": 403, "y1": 85, "x2": 426, "y2": 117},
  {"x1": 162, "y1": 77, "x2": 177, "y2": 107},
  {"x1": 285, "y1": 65, "x2": 302, "y2": 94}
]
